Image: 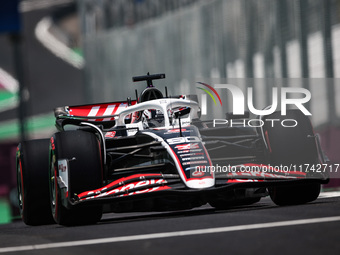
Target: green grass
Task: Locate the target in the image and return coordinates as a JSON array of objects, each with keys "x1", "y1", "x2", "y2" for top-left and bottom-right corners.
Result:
[
  {"x1": 0, "y1": 91, "x2": 15, "y2": 101},
  {"x1": 0, "y1": 91, "x2": 17, "y2": 110},
  {"x1": 0, "y1": 112, "x2": 56, "y2": 141},
  {"x1": 72, "y1": 47, "x2": 83, "y2": 57},
  {"x1": 0, "y1": 199, "x2": 11, "y2": 224}
]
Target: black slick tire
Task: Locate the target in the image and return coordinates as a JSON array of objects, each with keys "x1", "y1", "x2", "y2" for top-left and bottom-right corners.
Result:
[
  {"x1": 262, "y1": 110, "x2": 321, "y2": 205},
  {"x1": 16, "y1": 139, "x2": 55, "y2": 225},
  {"x1": 49, "y1": 130, "x2": 103, "y2": 226}
]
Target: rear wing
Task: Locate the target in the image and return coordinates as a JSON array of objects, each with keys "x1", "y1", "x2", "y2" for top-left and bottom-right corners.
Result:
[
  {"x1": 54, "y1": 94, "x2": 199, "y2": 122},
  {"x1": 54, "y1": 100, "x2": 137, "y2": 122}
]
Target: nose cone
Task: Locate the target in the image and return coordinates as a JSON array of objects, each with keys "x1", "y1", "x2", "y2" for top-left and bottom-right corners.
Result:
[{"x1": 185, "y1": 177, "x2": 215, "y2": 189}]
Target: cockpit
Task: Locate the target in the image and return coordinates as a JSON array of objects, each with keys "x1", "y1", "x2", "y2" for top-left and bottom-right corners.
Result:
[{"x1": 116, "y1": 98, "x2": 199, "y2": 132}]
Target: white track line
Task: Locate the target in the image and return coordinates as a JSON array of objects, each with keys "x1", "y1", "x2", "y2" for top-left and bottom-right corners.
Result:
[
  {"x1": 1, "y1": 216, "x2": 340, "y2": 253},
  {"x1": 20, "y1": 0, "x2": 74, "y2": 13},
  {"x1": 0, "y1": 68, "x2": 19, "y2": 112},
  {"x1": 35, "y1": 17, "x2": 84, "y2": 69},
  {"x1": 319, "y1": 191, "x2": 340, "y2": 198},
  {"x1": 0, "y1": 68, "x2": 18, "y2": 93}
]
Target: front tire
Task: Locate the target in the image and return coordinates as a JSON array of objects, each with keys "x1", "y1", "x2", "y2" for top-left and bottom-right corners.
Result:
[{"x1": 49, "y1": 131, "x2": 103, "y2": 226}]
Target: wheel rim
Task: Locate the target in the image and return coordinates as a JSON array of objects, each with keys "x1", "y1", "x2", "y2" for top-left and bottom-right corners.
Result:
[
  {"x1": 17, "y1": 159, "x2": 23, "y2": 213},
  {"x1": 50, "y1": 154, "x2": 57, "y2": 216}
]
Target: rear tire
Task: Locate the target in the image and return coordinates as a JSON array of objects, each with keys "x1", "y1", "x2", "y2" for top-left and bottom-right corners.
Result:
[
  {"x1": 16, "y1": 139, "x2": 55, "y2": 225},
  {"x1": 262, "y1": 110, "x2": 321, "y2": 205},
  {"x1": 269, "y1": 183, "x2": 320, "y2": 206},
  {"x1": 49, "y1": 131, "x2": 103, "y2": 226}
]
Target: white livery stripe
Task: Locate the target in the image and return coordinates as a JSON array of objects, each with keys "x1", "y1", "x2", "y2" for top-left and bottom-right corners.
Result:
[
  {"x1": 116, "y1": 103, "x2": 128, "y2": 114},
  {"x1": 103, "y1": 105, "x2": 116, "y2": 116},
  {"x1": 87, "y1": 106, "x2": 100, "y2": 121},
  {"x1": 88, "y1": 106, "x2": 100, "y2": 117},
  {"x1": 103, "y1": 105, "x2": 117, "y2": 121}
]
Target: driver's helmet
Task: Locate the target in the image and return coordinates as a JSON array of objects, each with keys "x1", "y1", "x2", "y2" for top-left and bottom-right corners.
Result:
[
  {"x1": 131, "y1": 88, "x2": 164, "y2": 124},
  {"x1": 141, "y1": 109, "x2": 165, "y2": 128}
]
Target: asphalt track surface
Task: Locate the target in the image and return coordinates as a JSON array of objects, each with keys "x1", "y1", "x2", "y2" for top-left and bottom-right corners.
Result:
[{"x1": 0, "y1": 194, "x2": 339, "y2": 255}]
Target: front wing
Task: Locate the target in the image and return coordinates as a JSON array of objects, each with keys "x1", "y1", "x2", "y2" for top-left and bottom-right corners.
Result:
[{"x1": 62, "y1": 163, "x2": 328, "y2": 208}]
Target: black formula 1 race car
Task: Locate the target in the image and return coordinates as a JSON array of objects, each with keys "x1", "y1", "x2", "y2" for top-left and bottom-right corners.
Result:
[{"x1": 17, "y1": 73, "x2": 329, "y2": 226}]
